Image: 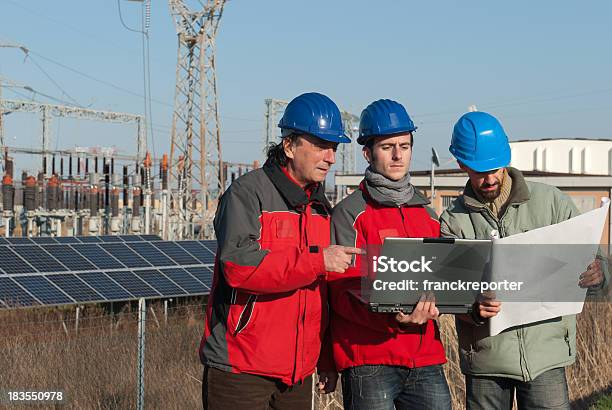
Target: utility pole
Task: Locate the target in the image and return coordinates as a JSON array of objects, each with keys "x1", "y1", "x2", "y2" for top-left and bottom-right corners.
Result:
[{"x1": 0, "y1": 78, "x2": 4, "y2": 172}]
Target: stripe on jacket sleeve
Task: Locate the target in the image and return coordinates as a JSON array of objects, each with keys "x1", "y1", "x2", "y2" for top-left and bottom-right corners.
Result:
[{"x1": 331, "y1": 190, "x2": 367, "y2": 248}]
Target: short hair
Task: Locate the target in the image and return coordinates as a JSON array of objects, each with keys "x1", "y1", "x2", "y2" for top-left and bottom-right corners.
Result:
[{"x1": 363, "y1": 133, "x2": 414, "y2": 150}]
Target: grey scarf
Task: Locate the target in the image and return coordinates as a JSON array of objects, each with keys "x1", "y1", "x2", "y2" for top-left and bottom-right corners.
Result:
[{"x1": 364, "y1": 166, "x2": 415, "y2": 206}]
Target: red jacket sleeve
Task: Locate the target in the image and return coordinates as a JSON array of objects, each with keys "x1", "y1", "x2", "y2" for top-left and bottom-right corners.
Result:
[
  {"x1": 329, "y1": 202, "x2": 401, "y2": 333},
  {"x1": 214, "y1": 179, "x2": 324, "y2": 294}
]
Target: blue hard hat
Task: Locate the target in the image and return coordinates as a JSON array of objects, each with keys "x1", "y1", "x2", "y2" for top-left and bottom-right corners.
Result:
[
  {"x1": 449, "y1": 111, "x2": 511, "y2": 172},
  {"x1": 358, "y1": 99, "x2": 417, "y2": 145},
  {"x1": 278, "y1": 92, "x2": 350, "y2": 143}
]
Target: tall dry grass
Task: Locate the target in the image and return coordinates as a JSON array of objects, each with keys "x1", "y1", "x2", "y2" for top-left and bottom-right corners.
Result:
[
  {"x1": 0, "y1": 300, "x2": 609, "y2": 409},
  {"x1": 438, "y1": 301, "x2": 612, "y2": 409}
]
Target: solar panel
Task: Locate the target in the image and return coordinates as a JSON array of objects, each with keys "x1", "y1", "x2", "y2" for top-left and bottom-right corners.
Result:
[
  {"x1": 78, "y1": 272, "x2": 133, "y2": 300},
  {"x1": 12, "y1": 246, "x2": 67, "y2": 273},
  {"x1": 153, "y1": 241, "x2": 199, "y2": 265},
  {"x1": 177, "y1": 241, "x2": 215, "y2": 264},
  {"x1": 54, "y1": 236, "x2": 82, "y2": 244},
  {"x1": 42, "y1": 245, "x2": 97, "y2": 271},
  {"x1": 46, "y1": 274, "x2": 103, "y2": 302},
  {"x1": 30, "y1": 236, "x2": 58, "y2": 244},
  {"x1": 127, "y1": 242, "x2": 175, "y2": 267},
  {"x1": 79, "y1": 236, "x2": 102, "y2": 243},
  {"x1": 119, "y1": 235, "x2": 143, "y2": 242},
  {"x1": 6, "y1": 237, "x2": 34, "y2": 245},
  {"x1": 0, "y1": 247, "x2": 37, "y2": 274},
  {"x1": 0, "y1": 277, "x2": 39, "y2": 307},
  {"x1": 100, "y1": 243, "x2": 151, "y2": 268},
  {"x1": 0, "y1": 233, "x2": 216, "y2": 309},
  {"x1": 133, "y1": 269, "x2": 187, "y2": 296},
  {"x1": 12, "y1": 275, "x2": 73, "y2": 305},
  {"x1": 139, "y1": 235, "x2": 162, "y2": 241},
  {"x1": 160, "y1": 268, "x2": 210, "y2": 293},
  {"x1": 71, "y1": 244, "x2": 125, "y2": 270},
  {"x1": 106, "y1": 271, "x2": 160, "y2": 298},
  {"x1": 185, "y1": 266, "x2": 214, "y2": 289},
  {"x1": 200, "y1": 240, "x2": 218, "y2": 254},
  {"x1": 97, "y1": 235, "x2": 124, "y2": 243}
]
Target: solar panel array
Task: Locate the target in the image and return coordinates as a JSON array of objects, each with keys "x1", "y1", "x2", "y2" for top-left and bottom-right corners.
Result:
[{"x1": 0, "y1": 235, "x2": 216, "y2": 309}]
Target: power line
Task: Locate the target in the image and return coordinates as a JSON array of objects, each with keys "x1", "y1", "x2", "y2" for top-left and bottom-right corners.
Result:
[
  {"x1": 27, "y1": 49, "x2": 171, "y2": 107},
  {"x1": 25, "y1": 54, "x2": 81, "y2": 107},
  {"x1": 23, "y1": 49, "x2": 260, "y2": 123},
  {"x1": 117, "y1": 0, "x2": 143, "y2": 34},
  {"x1": 4, "y1": 86, "x2": 35, "y2": 101},
  {"x1": 141, "y1": 1, "x2": 156, "y2": 160},
  {"x1": 3, "y1": 83, "x2": 75, "y2": 106},
  {"x1": 4, "y1": 0, "x2": 150, "y2": 63},
  {"x1": 115, "y1": 0, "x2": 157, "y2": 159}
]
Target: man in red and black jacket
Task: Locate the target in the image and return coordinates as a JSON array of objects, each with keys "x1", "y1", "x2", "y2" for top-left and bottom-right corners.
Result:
[
  {"x1": 329, "y1": 99, "x2": 451, "y2": 410},
  {"x1": 200, "y1": 92, "x2": 361, "y2": 410}
]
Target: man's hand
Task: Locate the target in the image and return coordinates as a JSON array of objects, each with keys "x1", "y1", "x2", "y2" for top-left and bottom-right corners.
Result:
[
  {"x1": 317, "y1": 371, "x2": 338, "y2": 394},
  {"x1": 475, "y1": 292, "x2": 502, "y2": 319},
  {"x1": 323, "y1": 246, "x2": 364, "y2": 273},
  {"x1": 395, "y1": 293, "x2": 439, "y2": 325},
  {"x1": 579, "y1": 259, "x2": 604, "y2": 288}
]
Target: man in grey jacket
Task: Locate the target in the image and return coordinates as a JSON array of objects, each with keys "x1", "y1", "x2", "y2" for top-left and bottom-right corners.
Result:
[{"x1": 439, "y1": 111, "x2": 606, "y2": 409}]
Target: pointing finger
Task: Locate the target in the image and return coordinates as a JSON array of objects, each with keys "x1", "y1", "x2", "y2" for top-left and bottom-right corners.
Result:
[{"x1": 342, "y1": 247, "x2": 366, "y2": 255}]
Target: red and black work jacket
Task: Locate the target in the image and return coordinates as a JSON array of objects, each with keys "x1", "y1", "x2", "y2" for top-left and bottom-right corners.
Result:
[
  {"x1": 199, "y1": 160, "x2": 333, "y2": 385},
  {"x1": 328, "y1": 181, "x2": 447, "y2": 371}
]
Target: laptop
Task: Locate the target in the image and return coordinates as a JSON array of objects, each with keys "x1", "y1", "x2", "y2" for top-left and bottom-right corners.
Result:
[{"x1": 349, "y1": 237, "x2": 492, "y2": 314}]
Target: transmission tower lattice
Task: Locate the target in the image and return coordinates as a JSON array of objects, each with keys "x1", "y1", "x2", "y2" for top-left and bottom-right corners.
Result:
[{"x1": 168, "y1": 0, "x2": 226, "y2": 239}]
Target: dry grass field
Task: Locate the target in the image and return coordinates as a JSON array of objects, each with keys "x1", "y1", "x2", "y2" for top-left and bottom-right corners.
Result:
[{"x1": 0, "y1": 300, "x2": 610, "y2": 409}]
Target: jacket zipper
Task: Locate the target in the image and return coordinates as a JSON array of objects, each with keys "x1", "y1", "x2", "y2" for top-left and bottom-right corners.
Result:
[
  {"x1": 291, "y1": 208, "x2": 307, "y2": 384},
  {"x1": 398, "y1": 206, "x2": 408, "y2": 236}
]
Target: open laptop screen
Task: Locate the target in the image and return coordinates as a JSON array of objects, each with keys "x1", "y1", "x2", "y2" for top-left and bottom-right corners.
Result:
[{"x1": 357, "y1": 237, "x2": 492, "y2": 314}]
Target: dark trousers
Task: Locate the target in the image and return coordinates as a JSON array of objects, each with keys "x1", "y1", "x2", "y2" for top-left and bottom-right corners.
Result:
[
  {"x1": 341, "y1": 364, "x2": 452, "y2": 410},
  {"x1": 202, "y1": 366, "x2": 313, "y2": 410},
  {"x1": 466, "y1": 367, "x2": 570, "y2": 410}
]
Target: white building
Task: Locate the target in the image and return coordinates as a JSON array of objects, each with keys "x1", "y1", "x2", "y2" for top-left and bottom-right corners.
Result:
[{"x1": 509, "y1": 138, "x2": 612, "y2": 175}]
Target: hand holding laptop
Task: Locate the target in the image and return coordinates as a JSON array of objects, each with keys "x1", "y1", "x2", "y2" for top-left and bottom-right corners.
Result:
[
  {"x1": 395, "y1": 293, "x2": 439, "y2": 325},
  {"x1": 474, "y1": 291, "x2": 502, "y2": 319}
]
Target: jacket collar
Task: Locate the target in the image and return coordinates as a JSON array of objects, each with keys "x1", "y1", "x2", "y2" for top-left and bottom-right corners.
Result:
[
  {"x1": 359, "y1": 180, "x2": 430, "y2": 207},
  {"x1": 462, "y1": 167, "x2": 530, "y2": 210},
  {"x1": 263, "y1": 159, "x2": 332, "y2": 212}
]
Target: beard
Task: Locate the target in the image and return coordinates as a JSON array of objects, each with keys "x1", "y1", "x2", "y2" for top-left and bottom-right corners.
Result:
[{"x1": 477, "y1": 183, "x2": 502, "y2": 201}]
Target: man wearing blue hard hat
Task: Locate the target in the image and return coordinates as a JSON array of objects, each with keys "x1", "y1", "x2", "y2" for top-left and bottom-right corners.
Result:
[
  {"x1": 440, "y1": 111, "x2": 607, "y2": 409},
  {"x1": 329, "y1": 99, "x2": 451, "y2": 410},
  {"x1": 200, "y1": 92, "x2": 361, "y2": 409}
]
